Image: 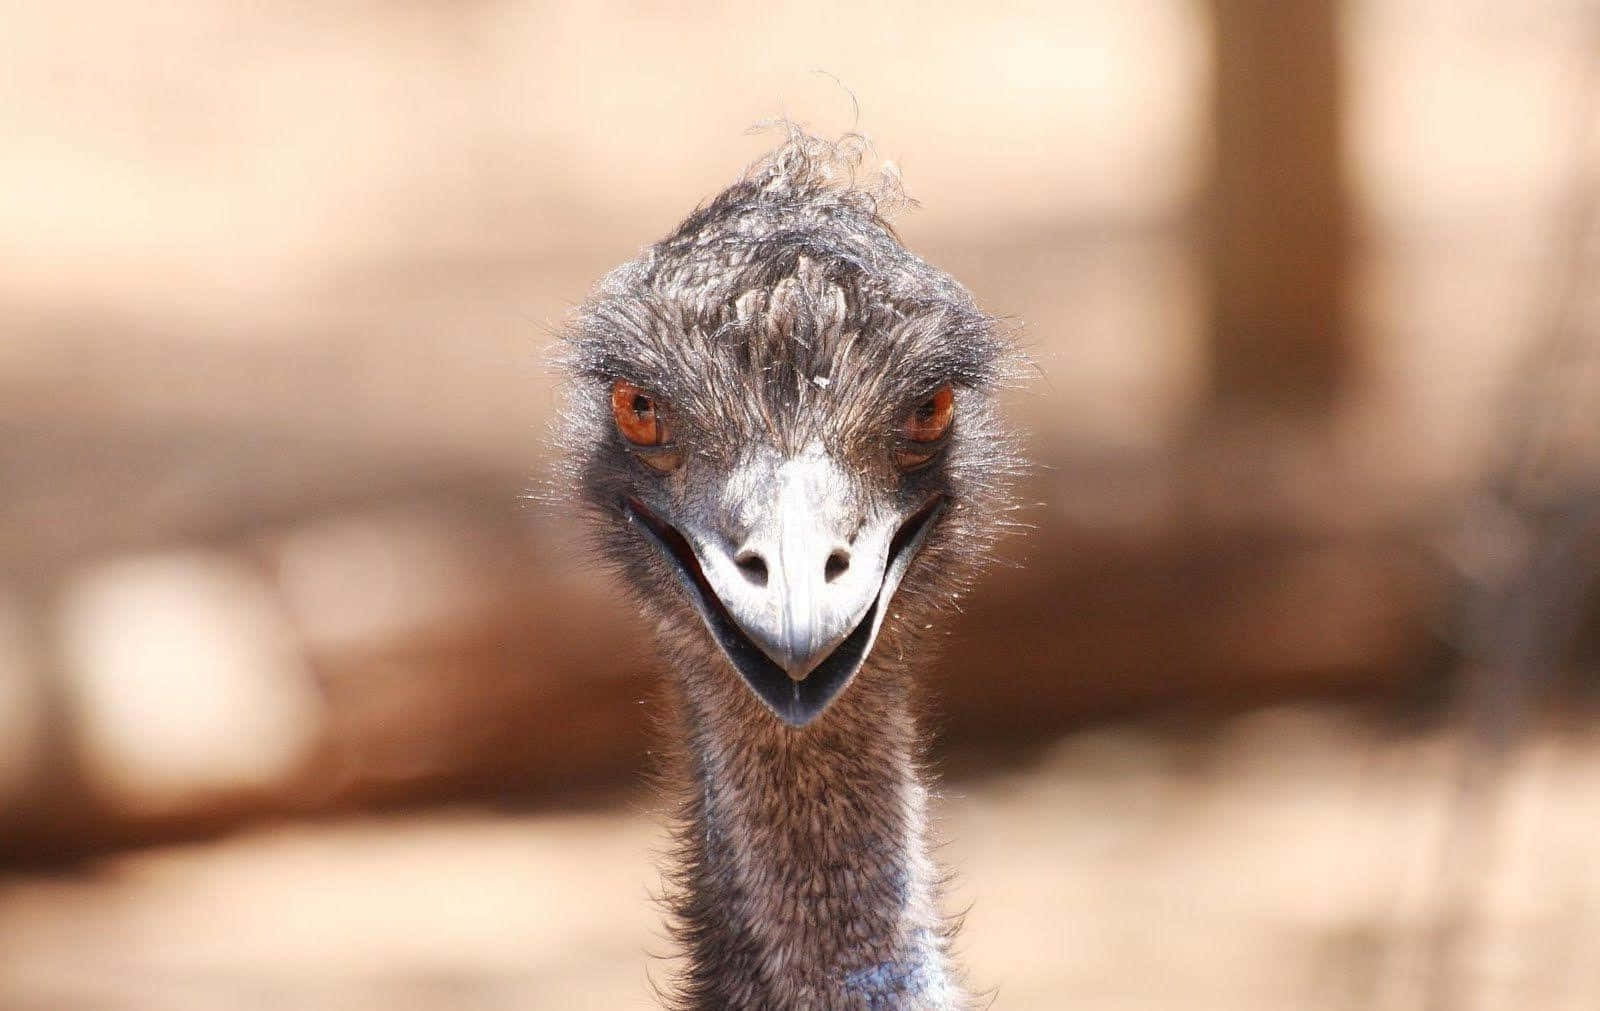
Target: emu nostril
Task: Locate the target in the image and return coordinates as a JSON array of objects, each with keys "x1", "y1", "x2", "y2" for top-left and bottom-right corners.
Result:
[
  {"x1": 824, "y1": 550, "x2": 850, "y2": 582},
  {"x1": 735, "y1": 551, "x2": 769, "y2": 586}
]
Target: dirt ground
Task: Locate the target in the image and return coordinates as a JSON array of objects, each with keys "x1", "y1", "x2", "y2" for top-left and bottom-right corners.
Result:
[{"x1": 3, "y1": 703, "x2": 1596, "y2": 1011}]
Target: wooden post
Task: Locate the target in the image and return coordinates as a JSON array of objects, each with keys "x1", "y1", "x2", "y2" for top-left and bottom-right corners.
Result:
[{"x1": 1207, "y1": 0, "x2": 1348, "y2": 413}]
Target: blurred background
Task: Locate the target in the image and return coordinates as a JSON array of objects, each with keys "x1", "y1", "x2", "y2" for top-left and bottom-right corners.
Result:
[{"x1": 3, "y1": 1, "x2": 1599, "y2": 1007}]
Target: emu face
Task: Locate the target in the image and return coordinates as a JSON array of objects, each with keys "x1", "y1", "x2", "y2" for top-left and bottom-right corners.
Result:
[
  {"x1": 562, "y1": 158, "x2": 1012, "y2": 727},
  {"x1": 619, "y1": 436, "x2": 949, "y2": 727}
]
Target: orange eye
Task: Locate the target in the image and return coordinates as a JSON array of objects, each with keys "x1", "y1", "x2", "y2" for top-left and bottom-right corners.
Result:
[
  {"x1": 611, "y1": 380, "x2": 670, "y2": 446},
  {"x1": 611, "y1": 379, "x2": 681, "y2": 471},
  {"x1": 896, "y1": 386, "x2": 954, "y2": 469}
]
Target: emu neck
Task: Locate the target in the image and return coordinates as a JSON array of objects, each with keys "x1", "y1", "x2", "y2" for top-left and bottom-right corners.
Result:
[{"x1": 672, "y1": 664, "x2": 959, "y2": 1010}]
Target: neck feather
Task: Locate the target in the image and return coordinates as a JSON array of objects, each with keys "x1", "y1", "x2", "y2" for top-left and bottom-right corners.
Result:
[{"x1": 664, "y1": 656, "x2": 964, "y2": 1010}]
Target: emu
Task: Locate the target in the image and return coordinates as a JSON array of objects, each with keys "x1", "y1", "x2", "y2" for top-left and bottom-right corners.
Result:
[{"x1": 557, "y1": 132, "x2": 1022, "y2": 1010}]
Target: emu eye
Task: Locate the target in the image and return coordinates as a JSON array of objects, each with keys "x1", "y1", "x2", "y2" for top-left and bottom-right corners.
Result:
[
  {"x1": 611, "y1": 379, "x2": 680, "y2": 471},
  {"x1": 896, "y1": 385, "x2": 955, "y2": 469}
]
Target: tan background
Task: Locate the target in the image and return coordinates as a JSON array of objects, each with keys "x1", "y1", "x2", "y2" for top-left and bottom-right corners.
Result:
[{"x1": 2, "y1": 1, "x2": 1599, "y2": 1007}]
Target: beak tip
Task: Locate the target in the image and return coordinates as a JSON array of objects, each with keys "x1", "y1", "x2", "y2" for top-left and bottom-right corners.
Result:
[
  {"x1": 769, "y1": 627, "x2": 829, "y2": 683},
  {"x1": 772, "y1": 643, "x2": 818, "y2": 682}
]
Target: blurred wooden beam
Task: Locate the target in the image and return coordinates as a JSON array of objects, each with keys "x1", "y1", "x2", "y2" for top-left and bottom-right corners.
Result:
[{"x1": 1206, "y1": 0, "x2": 1349, "y2": 412}]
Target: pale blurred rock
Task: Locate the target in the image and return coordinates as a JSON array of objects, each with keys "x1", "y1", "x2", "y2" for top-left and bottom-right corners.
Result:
[
  {"x1": 0, "y1": 588, "x2": 44, "y2": 811},
  {"x1": 55, "y1": 551, "x2": 324, "y2": 817},
  {"x1": 270, "y1": 505, "x2": 499, "y2": 657}
]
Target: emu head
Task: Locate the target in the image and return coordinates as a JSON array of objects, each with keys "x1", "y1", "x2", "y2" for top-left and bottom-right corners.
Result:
[{"x1": 559, "y1": 138, "x2": 1018, "y2": 727}]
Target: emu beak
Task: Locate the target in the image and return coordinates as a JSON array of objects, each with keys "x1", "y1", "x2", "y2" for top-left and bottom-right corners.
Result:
[{"x1": 624, "y1": 454, "x2": 943, "y2": 727}]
